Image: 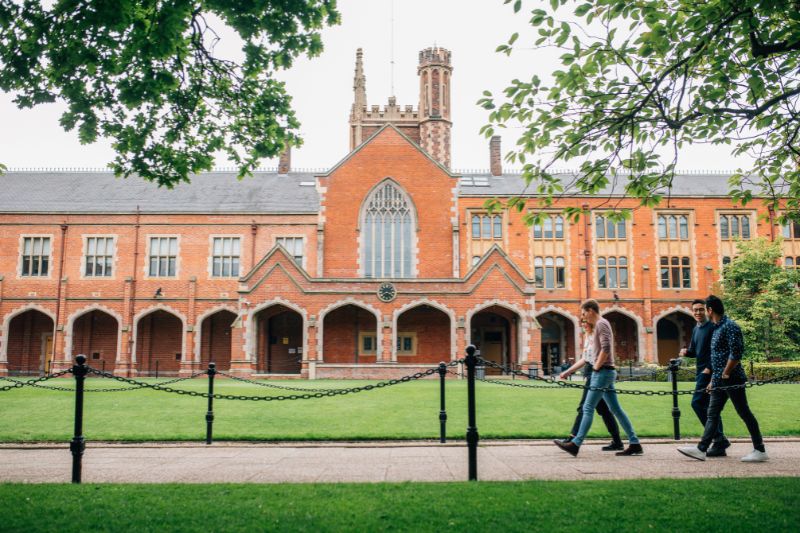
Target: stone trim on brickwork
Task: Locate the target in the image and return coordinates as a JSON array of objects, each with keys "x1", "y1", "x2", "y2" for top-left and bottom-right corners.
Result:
[
  {"x1": 601, "y1": 305, "x2": 646, "y2": 363},
  {"x1": 535, "y1": 305, "x2": 581, "y2": 363},
  {"x1": 0, "y1": 303, "x2": 57, "y2": 365},
  {"x1": 245, "y1": 298, "x2": 308, "y2": 365},
  {"x1": 391, "y1": 298, "x2": 456, "y2": 362},
  {"x1": 131, "y1": 304, "x2": 187, "y2": 367},
  {"x1": 317, "y1": 298, "x2": 382, "y2": 364},
  {"x1": 64, "y1": 304, "x2": 123, "y2": 363},
  {"x1": 193, "y1": 305, "x2": 239, "y2": 364},
  {"x1": 651, "y1": 305, "x2": 694, "y2": 364},
  {"x1": 465, "y1": 299, "x2": 531, "y2": 364}
]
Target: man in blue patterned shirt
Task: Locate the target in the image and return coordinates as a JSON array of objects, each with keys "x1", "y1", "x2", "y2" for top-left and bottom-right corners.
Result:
[{"x1": 678, "y1": 295, "x2": 768, "y2": 462}]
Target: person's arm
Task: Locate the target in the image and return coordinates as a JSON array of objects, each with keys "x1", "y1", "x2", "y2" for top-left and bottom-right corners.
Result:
[
  {"x1": 560, "y1": 358, "x2": 587, "y2": 380},
  {"x1": 681, "y1": 328, "x2": 697, "y2": 358},
  {"x1": 593, "y1": 322, "x2": 612, "y2": 371},
  {"x1": 722, "y1": 323, "x2": 745, "y2": 379}
]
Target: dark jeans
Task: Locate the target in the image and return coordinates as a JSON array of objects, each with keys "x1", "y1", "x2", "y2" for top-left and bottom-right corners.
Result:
[
  {"x1": 698, "y1": 375, "x2": 763, "y2": 451},
  {"x1": 691, "y1": 372, "x2": 726, "y2": 444},
  {"x1": 570, "y1": 370, "x2": 622, "y2": 445}
]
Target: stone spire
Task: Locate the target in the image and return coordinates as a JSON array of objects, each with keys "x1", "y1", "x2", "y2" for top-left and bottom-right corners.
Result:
[{"x1": 351, "y1": 48, "x2": 367, "y2": 120}]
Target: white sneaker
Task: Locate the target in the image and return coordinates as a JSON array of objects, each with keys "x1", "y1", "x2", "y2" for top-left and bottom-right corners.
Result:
[
  {"x1": 741, "y1": 449, "x2": 769, "y2": 462},
  {"x1": 677, "y1": 446, "x2": 707, "y2": 461}
]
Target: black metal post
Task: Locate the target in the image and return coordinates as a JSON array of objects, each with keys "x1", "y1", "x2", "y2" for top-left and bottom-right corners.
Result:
[
  {"x1": 669, "y1": 358, "x2": 681, "y2": 440},
  {"x1": 465, "y1": 345, "x2": 479, "y2": 481},
  {"x1": 206, "y1": 362, "x2": 216, "y2": 445},
  {"x1": 155, "y1": 360, "x2": 160, "y2": 379},
  {"x1": 70, "y1": 354, "x2": 88, "y2": 483},
  {"x1": 438, "y1": 362, "x2": 447, "y2": 443},
  {"x1": 629, "y1": 359, "x2": 633, "y2": 378},
  {"x1": 101, "y1": 360, "x2": 106, "y2": 374},
  {"x1": 749, "y1": 360, "x2": 754, "y2": 381}
]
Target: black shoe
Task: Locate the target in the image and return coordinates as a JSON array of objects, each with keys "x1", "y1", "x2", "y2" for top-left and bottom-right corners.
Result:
[
  {"x1": 602, "y1": 442, "x2": 625, "y2": 451},
  {"x1": 615, "y1": 443, "x2": 643, "y2": 456},
  {"x1": 707, "y1": 439, "x2": 731, "y2": 457},
  {"x1": 554, "y1": 439, "x2": 580, "y2": 457},
  {"x1": 560, "y1": 436, "x2": 574, "y2": 444}
]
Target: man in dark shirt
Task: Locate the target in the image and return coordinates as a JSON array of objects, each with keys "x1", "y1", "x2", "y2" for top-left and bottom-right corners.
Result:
[
  {"x1": 679, "y1": 299, "x2": 729, "y2": 456},
  {"x1": 678, "y1": 295, "x2": 768, "y2": 462}
]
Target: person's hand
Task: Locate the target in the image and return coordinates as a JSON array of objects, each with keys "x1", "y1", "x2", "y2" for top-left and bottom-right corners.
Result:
[
  {"x1": 679, "y1": 348, "x2": 687, "y2": 356},
  {"x1": 722, "y1": 374, "x2": 730, "y2": 379},
  {"x1": 593, "y1": 363, "x2": 602, "y2": 372},
  {"x1": 706, "y1": 382, "x2": 712, "y2": 393},
  {"x1": 702, "y1": 368, "x2": 711, "y2": 374},
  {"x1": 559, "y1": 370, "x2": 570, "y2": 380}
]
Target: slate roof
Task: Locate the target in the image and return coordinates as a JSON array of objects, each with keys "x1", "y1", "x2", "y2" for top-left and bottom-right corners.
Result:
[
  {"x1": 0, "y1": 169, "x2": 762, "y2": 214},
  {"x1": 0, "y1": 171, "x2": 320, "y2": 213}
]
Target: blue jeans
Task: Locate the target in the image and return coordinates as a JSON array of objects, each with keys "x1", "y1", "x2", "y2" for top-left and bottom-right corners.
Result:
[{"x1": 572, "y1": 369, "x2": 640, "y2": 447}]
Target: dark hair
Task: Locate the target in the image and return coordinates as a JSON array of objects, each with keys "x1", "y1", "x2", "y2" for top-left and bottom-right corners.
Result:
[
  {"x1": 705, "y1": 295, "x2": 725, "y2": 315},
  {"x1": 581, "y1": 299, "x2": 600, "y2": 313},
  {"x1": 691, "y1": 299, "x2": 706, "y2": 307}
]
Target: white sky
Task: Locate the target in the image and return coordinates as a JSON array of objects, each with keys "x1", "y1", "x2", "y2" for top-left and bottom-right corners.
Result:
[{"x1": 0, "y1": 0, "x2": 748, "y2": 172}]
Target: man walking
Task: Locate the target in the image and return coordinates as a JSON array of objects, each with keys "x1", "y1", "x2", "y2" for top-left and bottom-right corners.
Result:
[
  {"x1": 679, "y1": 299, "x2": 730, "y2": 456},
  {"x1": 678, "y1": 295, "x2": 768, "y2": 462},
  {"x1": 554, "y1": 300, "x2": 642, "y2": 457}
]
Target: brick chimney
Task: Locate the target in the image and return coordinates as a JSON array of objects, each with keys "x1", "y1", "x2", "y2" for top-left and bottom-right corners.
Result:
[
  {"x1": 490, "y1": 136, "x2": 502, "y2": 176},
  {"x1": 278, "y1": 144, "x2": 291, "y2": 174}
]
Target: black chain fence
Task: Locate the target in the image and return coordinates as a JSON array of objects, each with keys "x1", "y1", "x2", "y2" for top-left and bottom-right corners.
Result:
[{"x1": 474, "y1": 356, "x2": 800, "y2": 396}]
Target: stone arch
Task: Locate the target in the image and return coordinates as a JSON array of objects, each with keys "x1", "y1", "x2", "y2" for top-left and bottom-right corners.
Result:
[
  {"x1": 193, "y1": 305, "x2": 238, "y2": 364},
  {"x1": 246, "y1": 298, "x2": 307, "y2": 371},
  {"x1": 535, "y1": 306, "x2": 581, "y2": 375},
  {"x1": 601, "y1": 305, "x2": 646, "y2": 363},
  {"x1": 392, "y1": 299, "x2": 456, "y2": 361},
  {"x1": 132, "y1": 304, "x2": 187, "y2": 370},
  {"x1": 317, "y1": 298, "x2": 381, "y2": 363},
  {"x1": 1, "y1": 303, "x2": 57, "y2": 364},
  {"x1": 653, "y1": 306, "x2": 695, "y2": 365},
  {"x1": 64, "y1": 304, "x2": 123, "y2": 362},
  {"x1": 466, "y1": 299, "x2": 530, "y2": 371}
]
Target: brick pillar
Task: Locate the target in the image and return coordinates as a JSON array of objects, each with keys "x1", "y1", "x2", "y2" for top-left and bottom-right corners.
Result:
[
  {"x1": 278, "y1": 145, "x2": 291, "y2": 174},
  {"x1": 50, "y1": 279, "x2": 70, "y2": 372},
  {"x1": 115, "y1": 278, "x2": 135, "y2": 376},
  {"x1": 180, "y1": 277, "x2": 199, "y2": 376},
  {"x1": 228, "y1": 309, "x2": 252, "y2": 376},
  {"x1": 0, "y1": 275, "x2": 6, "y2": 375},
  {"x1": 381, "y1": 314, "x2": 394, "y2": 363},
  {"x1": 305, "y1": 316, "x2": 317, "y2": 379},
  {"x1": 455, "y1": 317, "x2": 466, "y2": 361},
  {"x1": 642, "y1": 265, "x2": 654, "y2": 364},
  {"x1": 525, "y1": 323, "x2": 542, "y2": 373}
]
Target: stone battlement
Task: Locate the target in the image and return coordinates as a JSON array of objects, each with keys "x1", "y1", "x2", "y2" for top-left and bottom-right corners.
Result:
[{"x1": 418, "y1": 47, "x2": 451, "y2": 67}]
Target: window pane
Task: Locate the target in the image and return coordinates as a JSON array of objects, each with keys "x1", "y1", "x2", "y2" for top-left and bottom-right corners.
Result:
[
  {"x1": 533, "y1": 223, "x2": 542, "y2": 239},
  {"x1": 364, "y1": 215, "x2": 373, "y2": 277},
  {"x1": 731, "y1": 216, "x2": 739, "y2": 238},
  {"x1": 169, "y1": 238, "x2": 177, "y2": 255},
  {"x1": 472, "y1": 256, "x2": 480, "y2": 266},
  {"x1": 598, "y1": 257, "x2": 606, "y2": 267},
  {"x1": 87, "y1": 238, "x2": 97, "y2": 255},
  {"x1": 608, "y1": 256, "x2": 616, "y2": 267},
  {"x1": 394, "y1": 219, "x2": 402, "y2": 277},
  {"x1": 150, "y1": 238, "x2": 158, "y2": 254},
  {"x1": 149, "y1": 257, "x2": 158, "y2": 276},
  {"x1": 374, "y1": 218, "x2": 383, "y2": 277},
  {"x1": 482, "y1": 217, "x2": 490, "y2": 238},
  {"x1": 33, "y1": 238, "x2": 42, "y2": 255},
  {"x1": 212, "y1": 257, "x2": 221, "y2": 276},
  {"x1": 720, "y1": 216, "x2": 729, "y2": 239},
  {"x1": 403, "y1": 214, "x2": 412, "y2": 277},
  {"x1": 682, "y1": 265, "x2": 691, "y2": 288},
  {"x1": 607, "y1": 218, "x2": 616, "y2": 239},
  {"x1": 679, "y1": 216, "x2": 688, "y2": 240},
  {"x1": 783, "y1": 223, "x2": 791, "y2": 239},
  {"x1": 619, "y1": 267, "x2": 628, "y2": 288},
  {"x1": 671, "y1": 267, "x2": 680, "y2": 287},
  {"x1": 232, "y1": 258, "x2": 240, "y2": 277},
  {"x1": 403, "y1": 338, "x2": 412, "y2": 351},
  {"x1": 595, "y1": 216, "x2": 605, "y2": 239},
  {"x1": 556, "y1": 266, "x2": 565, "y2": 287},
  {"x1": 168, "y1": 257, "x2": 176, "y2": 277},
  {"x1": 159, "y1": 238, "x2": 168, "y2": 255},
  {"x1": 472, "y1": 215, "x2": 480, "y2": 238},
  {"x1": 617, "y1": 220, "x2": 626, "y2": 239},
  {"x1": 23, "y1": 238, "x2": 32, "y2": 255},
  {"x1": 794, "y1": 222, "x2": 800, "y2": 239},
  {"x1": 660, "y1": 267, "x2": 669, "y2": 288},
  {"x1": 222, "y1": 260, "x2": 230, "y2": 277},
  {"x1": 658, "y1": 216, "x2": 667, "y2": 239},
  {"x1": 741, "y1": 217, "x2": 750, "y2": 239},
  {"x1": 105, "y1": 257, "x2": 113, "y2": 276},
  {"x1": 85, "y1": 258, "x2": 93, "y2": 276},
  {"x1": 534, "y1": 267, "x2": 544, "y2": 287},
  {"x1": 609, "y1": 266, "x2": 617, "y2": 288},
  {"x1": 555, "y1": 216, "x2": 564, "y2": 239},
  {"x1": 723, "y1": 256, "x2": 732, "y2": 265},
  {"x1": 159, "y1": 258, "x2": 167, "y2": 277},
  {"x1": 668, "y1": 216, "x2": 677, "y2": 239},
  {"x1": 543, "y1": 218, "x2": 553, "y2": 239},
  {"x1": 545, "y1": 257, "x2": 554, "y2": 267},
  {"x1": 493, "y1": 216, "x2": 502, "y2": 239},
  {"x1": 598, "y1": 267, "x2": 607, "y2": 288},
  {"x1": 545, "y1": 266, "x2": 554, "y2": 288},
  {"x1": 619, "y1": 256, "x2": 627, "y2": 266}
]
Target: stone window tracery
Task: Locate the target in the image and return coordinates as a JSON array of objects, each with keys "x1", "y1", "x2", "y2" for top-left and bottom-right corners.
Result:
[{"x1": 362, "y1": 181, "x2": 415, "y2": 278}]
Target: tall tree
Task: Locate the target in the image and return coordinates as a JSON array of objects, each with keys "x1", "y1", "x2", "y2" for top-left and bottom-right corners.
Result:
[
  {"x1": 0, "y1": 0, "x2": 339, "y2": 186},
  {"x1": 720, "y1": 238, "x2": 800, "y2": 361},
  {"x1": 480, "y1": 0, "x2": 800, "y2": 223}
]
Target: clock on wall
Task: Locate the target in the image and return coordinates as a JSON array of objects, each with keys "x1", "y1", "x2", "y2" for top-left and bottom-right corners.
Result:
[{"x1": 377, "y1": 282, "x2": 397, "y2": 302}]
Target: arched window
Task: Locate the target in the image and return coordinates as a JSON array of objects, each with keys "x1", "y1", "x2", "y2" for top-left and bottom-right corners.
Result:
[{"x1": 362, "y1": 181, "x2": 415, "y2": 278}]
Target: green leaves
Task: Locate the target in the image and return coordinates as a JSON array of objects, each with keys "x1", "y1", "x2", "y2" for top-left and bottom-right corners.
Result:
[
  {"x1": 0, "y1": 0, "x2": 341, "y2": 187},
  {"x1": 484, "y1": 0, "x2": 800, "y2": 223}
]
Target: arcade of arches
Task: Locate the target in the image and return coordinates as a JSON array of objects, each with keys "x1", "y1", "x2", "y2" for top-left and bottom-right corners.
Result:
[{"x1": 2, "y1": 302, "x2": 693, "y2": 377}]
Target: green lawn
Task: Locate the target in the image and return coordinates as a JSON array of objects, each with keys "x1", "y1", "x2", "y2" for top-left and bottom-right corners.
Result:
[
  {"x1": 0, "y1": 377, "x2": 798, "y2": 441},
  {"x1": 2, "y1": 478, "x2": 798, "y2": 532}
]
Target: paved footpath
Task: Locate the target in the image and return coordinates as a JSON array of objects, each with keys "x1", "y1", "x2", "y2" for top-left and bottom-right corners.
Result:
[{"x1": 2, "y1": 438, "x2": 799, "y2": 484}]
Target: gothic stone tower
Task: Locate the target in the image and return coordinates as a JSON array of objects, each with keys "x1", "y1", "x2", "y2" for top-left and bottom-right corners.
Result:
[
  {"x1": 348, "y1": 46, "x2": 452, "y2": 169},
  {"x1": 417, "y1": 47, "x2": 452, "y2": 169}
]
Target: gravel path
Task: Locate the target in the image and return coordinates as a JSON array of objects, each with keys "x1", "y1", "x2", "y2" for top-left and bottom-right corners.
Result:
[{"x1": 2, "y1": 438, "x2": 798, "y2": 483}]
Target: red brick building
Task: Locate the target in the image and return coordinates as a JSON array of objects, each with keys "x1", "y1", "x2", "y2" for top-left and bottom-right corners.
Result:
[{"x1": 2, "y1": 47, "x2": 798, "y2": 378}]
